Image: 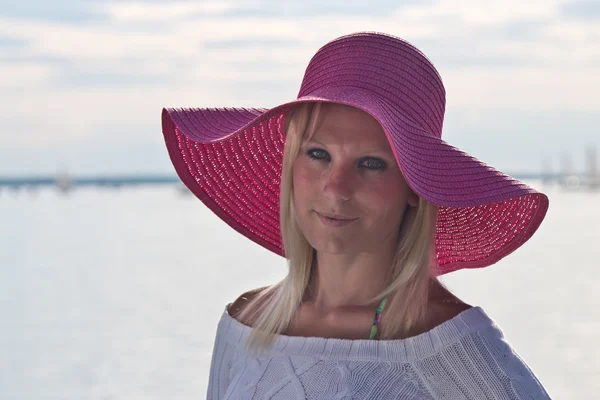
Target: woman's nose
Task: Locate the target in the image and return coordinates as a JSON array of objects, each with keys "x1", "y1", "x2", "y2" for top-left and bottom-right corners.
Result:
[{"x1": 323, "y1": 165, "x2": 353, "y2": 202}]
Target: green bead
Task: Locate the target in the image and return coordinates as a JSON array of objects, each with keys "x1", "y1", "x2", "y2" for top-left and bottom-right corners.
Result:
[{"x1": 369, "y1": 325, "x2": 378, "y2": 340}]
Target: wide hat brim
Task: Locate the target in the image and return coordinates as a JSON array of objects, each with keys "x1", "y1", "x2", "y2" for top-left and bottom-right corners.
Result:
[
  {"x1": 162, "y1": 87, "x2": 548, "y2": 274},
  {"x1": 161, "y1": 32, "x2": 548, "y2": 274}
]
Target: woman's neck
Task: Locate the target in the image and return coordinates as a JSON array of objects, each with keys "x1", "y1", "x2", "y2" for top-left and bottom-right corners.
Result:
[{"x1": 305, "y1": 250, "x2": 394, "y2": 315}]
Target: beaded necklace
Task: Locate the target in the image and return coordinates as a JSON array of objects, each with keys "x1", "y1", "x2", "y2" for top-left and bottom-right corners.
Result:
[{"x1": 369, "y1": 297, "x2": 387, "y2": 340}]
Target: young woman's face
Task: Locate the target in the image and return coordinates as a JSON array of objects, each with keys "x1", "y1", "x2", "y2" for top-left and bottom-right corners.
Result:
[{"x1": 292, "y1": 103, "x2": 418, "y2": 256}]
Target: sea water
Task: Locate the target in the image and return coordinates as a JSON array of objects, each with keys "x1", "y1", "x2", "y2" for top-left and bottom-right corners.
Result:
[{"x1": 0, "y1": 182, "x2": 597, "y2": 399}]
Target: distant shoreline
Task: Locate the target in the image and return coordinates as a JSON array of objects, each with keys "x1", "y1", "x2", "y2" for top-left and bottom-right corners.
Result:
[{"x1": 0, "y1": 173, "x2": 598, "y2": 191}]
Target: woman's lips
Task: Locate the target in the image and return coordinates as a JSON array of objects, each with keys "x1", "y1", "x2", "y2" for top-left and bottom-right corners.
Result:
[{"x1": 315, "y1": 211, "x2": 358, "y2": 227}]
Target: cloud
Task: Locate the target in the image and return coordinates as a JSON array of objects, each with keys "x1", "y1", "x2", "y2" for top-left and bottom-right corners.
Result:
[
  {"x1": 102, "y1": 0, "x2": 424, "y2": 21},
  {"x1": 0, "y1": 0, "x2": 599, "y2": 175},
  {"x1": 0, "y1": 36, "x2": 28, "y2": 47},
  {"x1": 0, "y1": 0, "x2": 106, "y2": 23},
  {"x1": 543, "y1": 19, "x2": 600, "y2": 43},
  {"x1": 560, "y1": 0, "x2": 600, "y2": 20},
  {"x1": 389, "y1": 0, "x2": 567, "y2": 27},
  {"x1": 0, "y1": 1, "x2": 596, "y2": 92},
  {"x1": 102, "y1": 1, "x2": 240, "y2": 22},
  {"x1": 54, "y1": 71, "x2": 175, "y2": 88},
  {"x1": 442, "y1": 66, "x2": 600, "y2": 110},
  {"x1": 0, "y1": 63, "x2": 53, "y2": 88}
]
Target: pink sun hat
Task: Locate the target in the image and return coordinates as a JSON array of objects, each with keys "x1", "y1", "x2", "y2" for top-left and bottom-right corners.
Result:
[{"x1": 161, "y1": 31, "x2": 549, "y2": 274}]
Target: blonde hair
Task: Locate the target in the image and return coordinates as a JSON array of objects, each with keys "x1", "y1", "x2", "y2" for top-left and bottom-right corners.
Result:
[{"x1": 239, "y1": 102, "x2": 451, "y2": 350}]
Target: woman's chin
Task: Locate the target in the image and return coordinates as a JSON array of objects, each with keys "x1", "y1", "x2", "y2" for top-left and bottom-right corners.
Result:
[{"x1": 310, "y1": 240, "x2": 359, "y2": 256}]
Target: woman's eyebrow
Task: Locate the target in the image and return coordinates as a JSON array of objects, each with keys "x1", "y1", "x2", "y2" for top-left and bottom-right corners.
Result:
[
  {"x1": 305, "y1": 139, "x2": 393, "y2": 157},
  {"x1": 304, "y1": 138, "x2": 328, "y2": 147}
]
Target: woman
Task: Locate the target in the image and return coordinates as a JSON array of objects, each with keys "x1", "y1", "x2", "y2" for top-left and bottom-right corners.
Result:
[{"x1": 162, "y1": 32, "x2": 551, "y2": 399}]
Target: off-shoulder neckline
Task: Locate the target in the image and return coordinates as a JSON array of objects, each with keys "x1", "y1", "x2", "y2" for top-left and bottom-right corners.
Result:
[{"x1": 217, "y1": 303, "x2": 499, "y2": 362}]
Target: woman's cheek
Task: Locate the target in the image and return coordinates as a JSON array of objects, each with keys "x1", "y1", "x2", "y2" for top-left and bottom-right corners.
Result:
[{"x1": 293, "y1": 158, "x2": 321, "y2": 187}]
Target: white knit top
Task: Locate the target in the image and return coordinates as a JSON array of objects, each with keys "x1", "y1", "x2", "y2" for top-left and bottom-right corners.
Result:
[{"x1": 207, "y1": 305, "x2": 550, "y2": 399}]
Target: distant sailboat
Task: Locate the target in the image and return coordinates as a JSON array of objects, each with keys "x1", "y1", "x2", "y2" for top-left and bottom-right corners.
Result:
[
  {"x1": 176, "y1": 182, "x2": 192, "y2": 196},
  {"x1": 56, "y1": 171, "x2": 72, "y2": 193},
  {"x1": 559, "y1": 144, "x2": 599, "y2": 191},
  {"x1": 541, "y1": 156, "x2": 553, "y2": 188},
  {"x1": 559, "y1": 151, "x2": 580, "y2": 190},
  {"x1": 586, "y1": 144, "x2": 599, "y2": 190}
]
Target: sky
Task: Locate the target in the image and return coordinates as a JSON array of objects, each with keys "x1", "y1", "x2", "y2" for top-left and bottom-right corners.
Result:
[{"x1": 0, "y1": 0, "x2": 599, "y2": 176}]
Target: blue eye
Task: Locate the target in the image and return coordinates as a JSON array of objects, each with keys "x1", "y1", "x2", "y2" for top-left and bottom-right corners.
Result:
[
  {"x1": 360, "y1": 157, "x2": 387, "y2": 170},
  {"x1": 306, "y1": 148, "x2": 330, "y2": 161},
  {"x1": 305, "y1": 148, "x2": 387, "y2": 171}
]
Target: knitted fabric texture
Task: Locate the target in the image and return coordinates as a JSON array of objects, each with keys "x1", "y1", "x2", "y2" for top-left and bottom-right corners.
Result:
[{"x1": 207, "y1": 305, "x2": 550, "y2": 399}]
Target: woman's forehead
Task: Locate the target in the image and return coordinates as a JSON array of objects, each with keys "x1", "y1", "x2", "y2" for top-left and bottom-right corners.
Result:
[{"x1": 310, "y1": 103, "x2": 390, "y2": 148}]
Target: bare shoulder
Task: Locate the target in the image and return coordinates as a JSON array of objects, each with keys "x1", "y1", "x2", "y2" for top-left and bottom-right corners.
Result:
[
  {"x1": 428, "y1": 298, "x2": 473, "y2": 328},
  {"x1": 228, "y1": 286, "x2": 270, "y2": 326},
  {"x1": 426, "y1": 281, "x2": 472, "y2": 327}
]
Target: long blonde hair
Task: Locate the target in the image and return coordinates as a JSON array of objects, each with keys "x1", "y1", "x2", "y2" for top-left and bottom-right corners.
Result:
[{"x1": 239, "y1": 102, "x2": 449, "y2": 350}]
